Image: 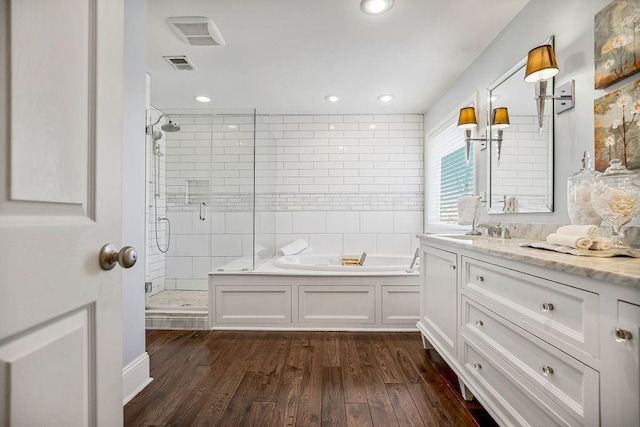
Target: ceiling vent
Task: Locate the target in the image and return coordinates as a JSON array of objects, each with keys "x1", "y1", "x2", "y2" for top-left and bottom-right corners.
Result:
[
  {"x1": 167, "y1": 16, "x2": 225, "y2": 47},
  {"x1": 163, "y1": 55, "x2": 197, "y2": 71}
]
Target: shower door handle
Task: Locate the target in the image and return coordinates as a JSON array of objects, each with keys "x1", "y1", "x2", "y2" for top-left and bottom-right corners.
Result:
[{"x1": 199, "y1": 202, "x2": 207, "y2": 221}]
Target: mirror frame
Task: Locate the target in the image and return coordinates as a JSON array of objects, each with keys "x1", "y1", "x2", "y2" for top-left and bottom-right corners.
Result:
[{"x1": 486, "y1": 36, "x2": 555, "y2": 214}]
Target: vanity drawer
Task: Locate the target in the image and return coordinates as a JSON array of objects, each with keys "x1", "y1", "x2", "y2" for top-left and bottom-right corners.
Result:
[
  {"x1": 461, "y1": 257, "x2": 599, "y2": 357},
  {"x1": 462, "y1": 340, "x2": 568, "y2": 427},
  {"x1": 462, "y1": 296, "x2": 599, "y2": 426}
]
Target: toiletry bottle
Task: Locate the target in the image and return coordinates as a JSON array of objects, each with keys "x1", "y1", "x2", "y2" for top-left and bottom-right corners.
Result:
[{"x1": 567, "y1": 151, "x2": 601, "y2": 225}]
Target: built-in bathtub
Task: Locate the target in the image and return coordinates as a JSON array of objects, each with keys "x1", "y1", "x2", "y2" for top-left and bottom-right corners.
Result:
[
  {"x1": 272, "y1": 254, "x2": 416, "y2": 272},
  {"x1": 208, "y1": 254, "x2": 420, "y2": 331}
]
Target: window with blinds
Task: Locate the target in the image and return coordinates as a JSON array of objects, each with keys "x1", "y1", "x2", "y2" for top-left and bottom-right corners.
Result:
[{"x1": 426, "y1": 116, "x2": 475, "y2": 227}]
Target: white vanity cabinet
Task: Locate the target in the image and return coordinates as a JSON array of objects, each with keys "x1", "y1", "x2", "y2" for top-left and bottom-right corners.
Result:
[
  {"x1": 418, "y1": 245, "x2": 458, "y2": 363},
  {"x1": 418, "y1": 235, "x2": 640, "y2": 427}
]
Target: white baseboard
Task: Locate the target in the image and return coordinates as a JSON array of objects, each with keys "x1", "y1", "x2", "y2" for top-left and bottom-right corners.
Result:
[{"x1": 122, "y1": 352, "x2": 153, "y2": 405}]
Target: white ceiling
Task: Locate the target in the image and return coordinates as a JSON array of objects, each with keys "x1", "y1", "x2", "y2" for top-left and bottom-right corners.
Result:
[{"x1": 147, "y1": 0, "x2": 529, "y2": 114}]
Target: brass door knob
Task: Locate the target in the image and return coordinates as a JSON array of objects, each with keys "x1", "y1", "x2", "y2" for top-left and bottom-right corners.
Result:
[{"x1": 99, "y1": 244, "x2": 138, "y2": 270}]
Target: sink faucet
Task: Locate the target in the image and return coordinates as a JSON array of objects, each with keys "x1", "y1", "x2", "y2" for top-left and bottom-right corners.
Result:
[{"x1": 476, "y1": 223, "x2": 511, "y2": 239}]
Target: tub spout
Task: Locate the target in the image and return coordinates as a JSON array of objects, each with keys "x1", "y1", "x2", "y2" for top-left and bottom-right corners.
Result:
[
  {"x1": 359, "y1": 252, "x2": 367, "y2": 266},
  {"x1": 406, "y1": 248, "x2": 420, "y2": 273}
]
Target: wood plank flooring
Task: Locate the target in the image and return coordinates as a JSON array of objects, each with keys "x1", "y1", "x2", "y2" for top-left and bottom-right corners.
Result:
[{"x1": 124, "y1": 330, "x2": 497, "y2": 426}]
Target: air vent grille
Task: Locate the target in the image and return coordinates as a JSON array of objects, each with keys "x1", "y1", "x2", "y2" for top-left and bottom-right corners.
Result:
[
  {"x1": 174, "y1": 23, "x2": 209, "y2": 36},
  {"x1": 187, "y1": 36, "x2": 219, "y2": 46},
  {"x1": 167, "y1": 16, "x2": 226, "y2": 47},
  {"x1": 163, "y1": 55, "x2": 197, "y2": 71}
]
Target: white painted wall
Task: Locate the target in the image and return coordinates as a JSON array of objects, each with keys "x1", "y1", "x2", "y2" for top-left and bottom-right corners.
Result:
[
  {"x1": 424, "y1": 0, "x2": 639, "y2": 226},
  {"x1": 122, "y1": 0, "x2": 147, "y2": 367}
]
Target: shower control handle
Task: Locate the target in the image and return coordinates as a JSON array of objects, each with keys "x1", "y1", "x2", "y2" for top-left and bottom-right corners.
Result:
[
  {"x1": 99, "y1": 244, "x2": 138, "y2": 270},
  {"x1": 199, "y1": 202, "x2": 207, "y2": 221}
]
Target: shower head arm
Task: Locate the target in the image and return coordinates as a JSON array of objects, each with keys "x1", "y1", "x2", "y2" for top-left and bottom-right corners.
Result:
[{"x1": 146, "y1": 113, "x2": 173, "y2": 134}]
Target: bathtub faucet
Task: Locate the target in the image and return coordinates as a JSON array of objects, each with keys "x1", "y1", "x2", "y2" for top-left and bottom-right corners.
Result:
[
  {"x1": 406, "y1": 248, "x2": 420, "y2": 273},
  {"x1": 359, "y1": 252, "x2": 367, "y2": 266}
]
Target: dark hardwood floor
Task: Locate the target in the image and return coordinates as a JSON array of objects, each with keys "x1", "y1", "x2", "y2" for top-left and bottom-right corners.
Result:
[{"x1": 124, "y1": 330, "x2": 497, "y2": 426}]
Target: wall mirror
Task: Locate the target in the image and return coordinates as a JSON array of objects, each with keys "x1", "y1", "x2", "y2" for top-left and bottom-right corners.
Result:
[{"x1": 487, "y1": 37, "x2": 554, "y2": 214}]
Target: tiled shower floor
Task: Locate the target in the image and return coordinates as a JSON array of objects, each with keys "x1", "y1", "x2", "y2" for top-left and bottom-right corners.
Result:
[
  {"x1": 146, "y1": 290, "x2": 209, "y2": 330},
  {"x1": 146, "y1": 290, "x2": 208, "y2": 310}
]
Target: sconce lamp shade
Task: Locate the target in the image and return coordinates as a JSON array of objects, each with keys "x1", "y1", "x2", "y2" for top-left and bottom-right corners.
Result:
[
  {"x1": 491, "y1": 107, "x2": 510, "y2": 129},
  {"x1": 524, "y1": 44, "x2": 559, "y2": 83},
  {"x1": 457, "y1": 107, "x2": 478, "y2": 129}
]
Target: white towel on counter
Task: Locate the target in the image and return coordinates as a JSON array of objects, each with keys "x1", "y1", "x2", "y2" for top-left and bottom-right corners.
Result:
[
  {"x1": 555, "y1": 225, "x2": 600, "y2": 239},
  {"x1": 277, "y1": 239, "x2": 309, "y2": 256},
  {"x1": 546, "y1": 233, "x2": 593, "y2": 249},
  {"x1": 457, "y1": 196, "x2": 481, "y2": 226},
  {"x1": 590, "y1": 238, "x2": 613, "y2": 251}
]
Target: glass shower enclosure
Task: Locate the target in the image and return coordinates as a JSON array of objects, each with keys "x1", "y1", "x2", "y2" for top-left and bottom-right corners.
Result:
[{"x1": 144, "y1": 108, "x2": 277, "y2": 320}]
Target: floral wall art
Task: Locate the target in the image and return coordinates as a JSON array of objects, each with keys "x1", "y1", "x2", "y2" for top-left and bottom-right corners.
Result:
[
  {"x1": 595, "y1": 0, "x2": 640, "y2": 89},
  {"x1": 594, "y1": 78, "x2": 640, "y2": 171}
]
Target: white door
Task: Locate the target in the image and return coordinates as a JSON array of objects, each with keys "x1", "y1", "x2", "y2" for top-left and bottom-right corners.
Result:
[{"x1": 0, "y1": 0, "x2": 125, "y2": 425}]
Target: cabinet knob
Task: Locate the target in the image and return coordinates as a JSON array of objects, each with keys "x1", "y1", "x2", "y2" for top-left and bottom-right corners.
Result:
[
  {"x1": 475, "y1": 320, "x2": 484, "y2": 327},
  {"x1": 475, "y1": 275, "x2": 484, "y2": 282},
  {"x1": 613, "y1": 327, "x2": 633, "y2": 342},
  {"x1": 449, "y1": 264, "x2": 456, "y2": 270},
  {"x1": 541, "y1": 302, "x2": 554, "y2": 312},
  {"x1": 473, "y1": 362, "x2": 482, "y2": 370},
  {"x1": 541, "y1": 365, "x2": 554, "y2": 376}
]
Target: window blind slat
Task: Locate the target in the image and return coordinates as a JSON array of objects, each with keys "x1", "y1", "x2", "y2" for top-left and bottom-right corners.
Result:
[{"x1": 427, "y1": 113, "x2": 475, "y2": 226}]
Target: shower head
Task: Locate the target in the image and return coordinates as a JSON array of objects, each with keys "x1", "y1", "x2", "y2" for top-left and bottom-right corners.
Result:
[
  {"x1": 146, "y1": 113, "x2": 180, "y2": 135},
  {"x1": 161, "y1": 120, "x2": 181, "y2": 132}
]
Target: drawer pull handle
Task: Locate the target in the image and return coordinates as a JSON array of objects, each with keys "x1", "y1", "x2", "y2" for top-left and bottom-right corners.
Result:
[
  {"x1": 449, "y1": 264, "x2": 456, "y2": 270},
  {"x1": 475, "y1": 275, "x2": 484, "y2": 282},
  {"x1": 541, "y1": 365, "x2": 554, "y2": 376},
  {"x1": 475, "y1": 320, "x2": 484, "y2": 327},
  {"x1": 614, "y1": 327, "x2": 633, "y2": 342},
  {"x1": 541, "y1": 302, "x2": 554, "y2": 312},
  {"x1": 473, "y1": 362, "x2": 482, "y2": 370}
]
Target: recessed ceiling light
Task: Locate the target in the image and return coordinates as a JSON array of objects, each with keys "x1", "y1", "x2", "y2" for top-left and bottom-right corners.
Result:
[
  {"x1": 369, "y1": 124, "x2": 376, "y2": 129},
  {"x1": 377, "y1": 94, "x2": 395, "y2": 103},
  {"x1": 325, "y1": 94, "x2": 340, "y2": 103},
  {"x1": 360, "y1": 0, "x2": 394, "y2": 15},
  {"x1": 228, "y1": 125, "x2": 237, "y2": 129},
  {"x1": 195, "y1": 96, "x2": 211, "y2": 103}
]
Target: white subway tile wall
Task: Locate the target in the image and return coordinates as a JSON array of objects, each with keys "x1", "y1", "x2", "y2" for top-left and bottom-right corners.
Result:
[
  {"x1": 490, "y1": 115, "x2": 552, "y2": 212},
  {"x1": 145, "y1": 108, "x2": 167, "y2": 296},
  {"x1": 157, "y1": 113, "x2": 424, "y2": 291}
]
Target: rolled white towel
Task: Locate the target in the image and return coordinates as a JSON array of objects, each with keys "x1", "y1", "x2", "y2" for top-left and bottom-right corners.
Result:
[
  {"x1": 254, "y1": 242, "x2": 270, "y2": 257},
  {"x1": 590, "y1": 238, "x2": 613, "y2": 251},
  {"x1": 457, "y1": 196, "x2": 480, "y2": 226},
  {"x1": 297, "y1": 246, "x2": 313, "y2": 255},
  {"x1": 555, "y1": 225, "x2": 600, "y2": 239},
  {"x1": 277, "y1": 239, "x2": 309, "y2": 256},
  {"x1": 546, "y1": 233, "x2": 593, "y2": 249}
]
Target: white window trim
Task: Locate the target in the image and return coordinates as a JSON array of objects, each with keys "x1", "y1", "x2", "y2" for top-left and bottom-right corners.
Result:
[{"x1": 424, "y1": 92, "x2": 480, "y2": 234}]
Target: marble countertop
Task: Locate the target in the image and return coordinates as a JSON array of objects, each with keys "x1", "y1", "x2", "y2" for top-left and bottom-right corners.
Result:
[{"x1": 418, "y1": 234, "x2": 640, "y2": 288}]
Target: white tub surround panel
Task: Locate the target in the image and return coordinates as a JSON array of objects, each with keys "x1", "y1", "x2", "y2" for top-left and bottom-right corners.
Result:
[
  {"x1": 417, "y1": 233, "x2": 640, "y2": 427},
  {"x1": 210, "y1": 268, "x2": 420, "y2": 330}
]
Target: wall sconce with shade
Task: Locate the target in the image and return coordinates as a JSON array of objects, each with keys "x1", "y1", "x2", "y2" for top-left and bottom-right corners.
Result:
[
  {"x1": 458, "y1": 106, "x2": 509, "y2": 164},
  {"x1": 491, "y1": 107, "x2": 510, "y2": 162},
  {"x1": 524, "y1": 44, "x2": 575, "y2": 128}
]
